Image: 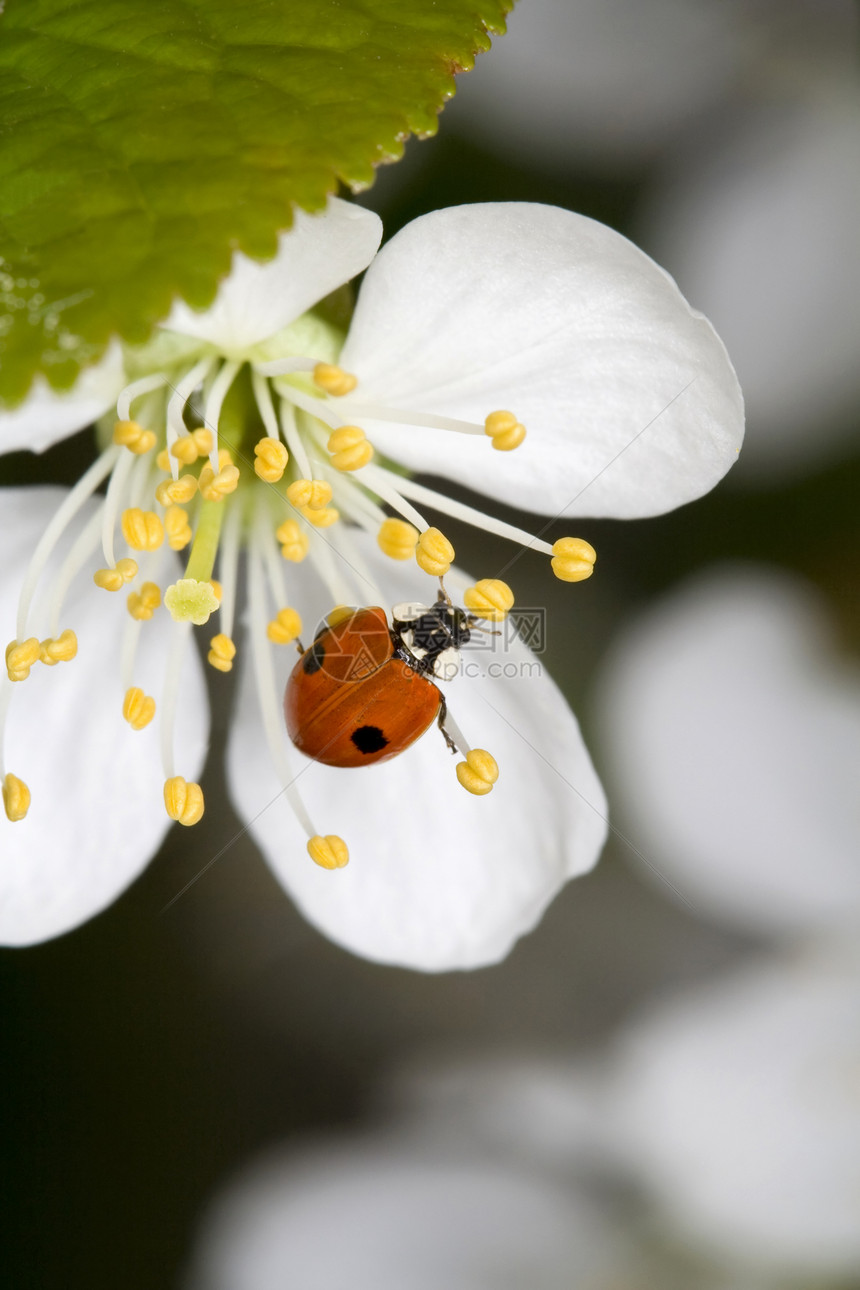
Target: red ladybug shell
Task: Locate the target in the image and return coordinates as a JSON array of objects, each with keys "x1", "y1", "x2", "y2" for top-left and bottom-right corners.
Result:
[{"x1": 284, "y1": 606, "x2": 442, "y2": 768}]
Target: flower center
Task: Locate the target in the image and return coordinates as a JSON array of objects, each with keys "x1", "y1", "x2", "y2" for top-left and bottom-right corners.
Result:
[{"x1": 1, "y1": 310, "x2": 597, "y2": 870}]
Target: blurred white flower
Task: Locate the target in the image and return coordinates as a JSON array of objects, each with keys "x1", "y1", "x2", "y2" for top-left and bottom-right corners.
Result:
[
  {"x1": 640, "y1": 85, "x2": 860, "y2": 476},
  {"x1": 609, "y1": 950, "x2": 860, "y2": 1278},
  {"x1": 183, "y1": 1137, "x2": 625, "y2": 1290},
  {"x1": 594, "y1": 565, "x2": 860, "y2": 936}
]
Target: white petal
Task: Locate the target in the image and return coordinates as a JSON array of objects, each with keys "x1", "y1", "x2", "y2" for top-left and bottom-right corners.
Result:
[
  {"x1": 163, "y1": 198, "x2": 383, "y2": 353},
  {"x1": 0, "y1": 487, "x2": 209, "y2": 946},
  {"x1": 610, "y1": 952, "x2": 860, "y2": 1276},
  {"x1": 226, "y1": 544, "x2": 606, "y2": 971},
  {"x1": 340, "y1": 203, "x2": 743, "y2": 519},
  {"x1": 593, "y1": 566, "x2": 860, "y2": 936},
  {"x1": 0, "y1": 342, "x2": 125, "y2": 455},
  {"x1": 185, "y1": 1139, "x2": 620, "y2": 1290},
  {"x1": 640, "y1": 87, "x2": 860, "y2": 477}
]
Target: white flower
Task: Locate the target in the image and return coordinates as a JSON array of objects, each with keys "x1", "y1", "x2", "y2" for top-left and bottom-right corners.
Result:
[
  {"x1": 594, "y1": 565, "x2": 860, "y2": 937},
  {"x1": 608, "y1": 950, "x2": 860, "y2": 1278},
  {"x1": 0, "y1": 197, "x2": 742, "y2": 967},
  {"x1": 640, "y1": 82, "x2": 860, "y2": 477},
  {"x1": 183, "y1": 1134, "x2": 624, "y2": 1290}
]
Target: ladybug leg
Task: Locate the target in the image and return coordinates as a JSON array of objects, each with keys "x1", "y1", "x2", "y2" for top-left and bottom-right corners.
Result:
[
  {"x1": 437, "y1": 578, "x2": 453, "y2": 608},
  {"x1": 436, "y1": 695, "x2": 459, "y2": 755}
]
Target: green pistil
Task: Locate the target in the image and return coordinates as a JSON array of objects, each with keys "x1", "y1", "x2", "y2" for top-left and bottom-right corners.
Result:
[
  {"x1": 184, "y1": 497, "x2": 225, "y2": 584},
  {"x1": 163, "y1": 498, "x2": 226, "y2": 625}
]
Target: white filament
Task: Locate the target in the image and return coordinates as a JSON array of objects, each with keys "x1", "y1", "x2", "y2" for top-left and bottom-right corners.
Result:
[
  {"x1": 16, "y1": 444, "x2": 121, "y2": 640},
  {"x1": 166, "y1": 356, "x2": 215, "y2": 475},
  {"x1": 248, "y1": 518, "x2": 317, "y2": 838},
  {"x1": 116, "y1": 373, "x2": 169, "y2": 422},
  {"x1": 159, "y1": 620, "x2": 193, "y2": 781},
  {"x1": 203, "y1": 358, "x2": 240, "y2": 472}
]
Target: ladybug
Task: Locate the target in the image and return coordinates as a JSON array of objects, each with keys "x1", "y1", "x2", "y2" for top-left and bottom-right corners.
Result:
[{"x1": 284, "y1": 593, "x2": 474, "y2": 768}]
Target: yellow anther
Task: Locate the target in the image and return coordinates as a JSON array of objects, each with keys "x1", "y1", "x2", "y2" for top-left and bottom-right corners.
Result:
[
  {"x1": 326, "y1": 605, "x2": 354, "y2": 627},
  {"x1": 113, "y1": 420, "x2": 157, "y2": 455},
  {"x1": 94, "y1": 558, "x2": 138, "y2": 592},
  {"x1": 455, "y1": 749, "x2": 499, "y2": 796},
  {"x1": 416, "y1": 527, "x2": 455, "y2": 577},
  {"x1": 276, "y1": 519, "x2": 310, "y2": 563},
  {"x1": 286, "y1": 478, "x2": 333, "y2": 510},
  {"x1": 327, "y1": 425, "x2": 374, "y2": 472},
  {"x1": 170, "y1": 434, "x2": 200, "y2": 465},
  {"x1": 307, "y1": 834, "x2": 350, "y2": 869},
  {"x1": 164, "y1": 505, "x2": 192, "y2": 551},
  {"x1": 463, "y1": 579, "x2": 514, "y2": 622},
  {"x1": 164, "y1": 579, "x2": 219, "y2": 626},
  {"x1": 3, "y1": 772, "x2": 30, "y2": 821},
  {"x1": 484, "y1": 410, "x2": 526, "y2": 452},
  {"x1": 198, "y1": 461, "x2": 240, "y2": 502},
  {"x1": 253, "y1": 436, "x2": 289, "y2": 483},
  {"x1": 122, "y1": 686, "x2": 156, "y2": 730},
  {"x1": 377, "y1": 517, "x2": 419, "y2": 561},
  {"x1": 38, "y1": 629, "x2": 78, "y2": 666},
  {"x1": 313, "y1": 362, "x2": 358, "y2": 396},
  {"x1": 155, "y1": 474, "x2": 198, "y2": 506},
  {"x1": 298, "y1": 503, "x2": 339, "y2": 528},
  {"x1": 5, "y1": 637, "x2": 40, "y2": 682},
  {"x1": 127, "y1": 581, "x2": 162, "y2": 621},
  {"x1": 208, "y1": 633, "x2": 236, "y2": 673},
  {"x1": 163, "y1": 776, "x2": 205, "y2": 826},
  {"x1": 121, "y1": 507, "x2": 165, "y2": 552},
  {"x1": 192, "y1": 427, "x2": 214, "y2": 456},
  {"x1": 551, "y1": 537, "x2": 597, "y2": 583},
  {"x1": 266, "y1": 607, "x2": 303, "y2": 644},
  {"x1": 156, "y1": 448, "x2": 171, "y2": 472},
  {"x1": 209, "y1": 579, "x2": 223, "y2": 603}
]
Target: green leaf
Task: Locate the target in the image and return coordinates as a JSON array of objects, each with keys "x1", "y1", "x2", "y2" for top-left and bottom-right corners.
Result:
[{"x1": 0, "y1": 0, "x2": 512, "y2": 405}]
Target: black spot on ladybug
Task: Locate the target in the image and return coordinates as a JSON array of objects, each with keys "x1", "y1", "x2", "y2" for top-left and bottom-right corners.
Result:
[
  {"x1": 303, "y1": 639, "x2": 326, "y2": 675},
  {"x1": 351, "y1": 725, "x2": 389, "y2": 754}
]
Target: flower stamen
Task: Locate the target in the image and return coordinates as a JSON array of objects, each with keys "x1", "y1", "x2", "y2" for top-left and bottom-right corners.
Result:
[
  {"x1": 155, "y1": 473, "x2": 198, "y2": 506},
  {"x1": 94, "y1": 558, "x2": 138, "y2": 592},
  {"x1": 416, "y1": 527, "x2": 455, "y2": 577},
  {"x1": 127, "y1": 582, "x2": 162, "y2": 621},
  {"x1": 286, "y1": 479, "x2": 333, "y2": 510},
  {"x1": 113, "y1": 420, "x2": 157, "y2": 455},
  {"x1": 164, "y1": 505, "x2": 192, "y2": 551},
  {"x1": 38, "y1": 629, "x2": 77, "y2": 666},
  {"x1": 551, "y1": 537, "x2": 597, "y2": 582},
  {"x1": 207, "y1": 632, "x2": 236, "y2": 673},
  {"x1": 267, "y1": 607, "x2": 302, "y2": 645},
  {"x1": 121, "y1": 508, "x2": 165, "y2": 552},
  {"x1": 164, "y1": 775, "x2": 205, "y2": 826},
  {"x1": 307, "y1": 835, "x2": 349, "y2": 869},
  {"x1": 484, "y1": 410, "x2": 526, "y2": 451},
  {"x1": 123, "y1": 686, "x2": 156, "y2": 730},
  {"x1": 327, "y1": 425, "x2": 374, "y2": 472},
  {"x1": 463, "y1": 579, "x2": 514, "y2": 621},
  {"x1": 254, "y1": 436, "x2": 289, "y2": 483},
  {"x1": 312, "y1": 363, "x2": 357, "y2": 396},
  {"x1": 3, "y1": 772, "x2": 31, "y2": 822},
  {"x1": 455, "y1": 749, "x2": 499, "y2": 796},
  {"x1": 377, "y1": 517, "x2": 419, "y2": 561},
  {"x1": 5, "y1": 638, "x2": 40, "y2": 682},
  {"x1": 276, "y1": 519, "x2": 309, "y2": 563}
]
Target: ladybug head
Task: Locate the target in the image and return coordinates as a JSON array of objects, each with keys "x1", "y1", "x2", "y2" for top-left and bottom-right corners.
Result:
[{"x1": 392, "y1": 594, "x2": 474, "y2": 678}]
